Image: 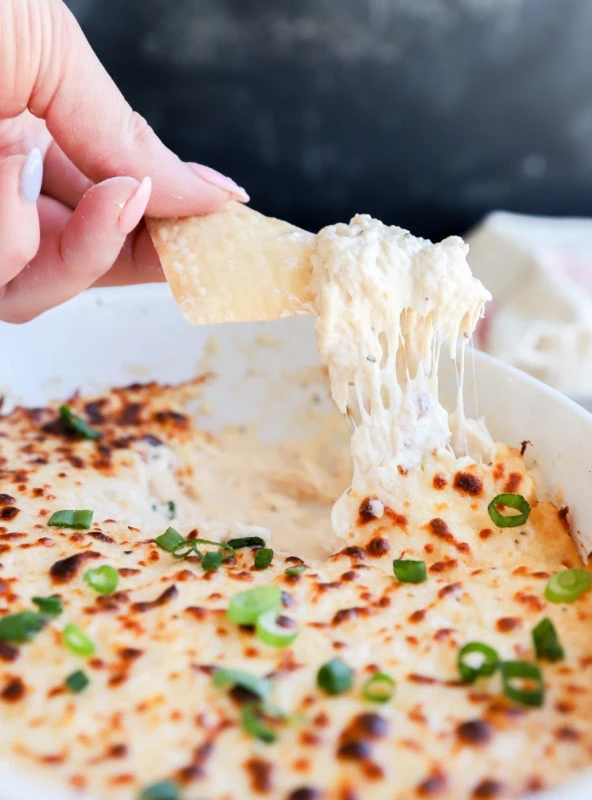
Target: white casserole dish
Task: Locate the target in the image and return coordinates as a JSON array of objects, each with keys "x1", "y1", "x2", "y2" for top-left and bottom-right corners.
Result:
[{"x1": 1, "y1": 283, "x2": 592, "y2": 800}]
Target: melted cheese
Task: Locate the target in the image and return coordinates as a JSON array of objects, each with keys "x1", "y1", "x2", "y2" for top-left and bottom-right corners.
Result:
[
  {"x1": 0, "y1": 381, "x2": 590, "y2": 800},
  {"x1": 1, "y1": 218, "x2": 592, "y2": 800},
  {"x1": 311, "y1": 215, "x2": 492, "y2": 535}
]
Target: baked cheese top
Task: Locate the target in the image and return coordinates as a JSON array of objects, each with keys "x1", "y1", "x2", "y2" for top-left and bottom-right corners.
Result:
[{"x1": 0, "y1": 382, "x2": 590, "y2": 800}]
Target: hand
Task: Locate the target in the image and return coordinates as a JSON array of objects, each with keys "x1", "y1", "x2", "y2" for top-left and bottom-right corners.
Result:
[{"x1": 0, "y1": 0, "x2": 249, "y2": 323}]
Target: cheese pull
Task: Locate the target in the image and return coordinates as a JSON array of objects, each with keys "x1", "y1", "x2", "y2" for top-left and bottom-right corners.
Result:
[{"x1": 147, "y1": 202, "x2": 315, "y2": 325}]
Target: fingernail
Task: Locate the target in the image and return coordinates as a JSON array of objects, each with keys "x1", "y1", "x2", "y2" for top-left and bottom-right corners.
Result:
[
  {"x1": 118, "y1": 177, "x2": 152, "y2": 234},
  {"x1": 189, "y1": 163, "x2": 249, "y2": 202},
  {"x1": 20, "y1": 147, "x2": 43, "y2": 203}
]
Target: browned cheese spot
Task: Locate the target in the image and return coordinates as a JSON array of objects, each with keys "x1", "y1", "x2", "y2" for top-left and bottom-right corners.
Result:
[
  {"x1": 427, "y1": 519, "x2": 470, "y2": 554},
  {"x1": 132, "y1": 584, "x2": 178, "y2": 613},
  {"x1": 453, "y1": 472, "x2": 483, "y2": 497},
  {"x1": 365, "y1": 537, "x2": 390, "y2": 557},
  {"x1": 496, "y1": 617, "x2": 522, "y2": 633},
  {"x1": 288, "y1": 789, "x2": 321, "y2": 800},
  {"x1": 417, "y1": 767, "x2": 447, "y2": 795},
  {"x1": 50, "y1": 551, "x2": 101, "y2": 583},
  {"x1": 457, "y1": 719, "x2": 492, "y2": 746},
  {"x1": 432, "y1": 474, "x2": 447, "y2": 490},
  {"x1": 358, "y1": 497, "x2": 380, "y2": 525},
  {"x1": 472, "y1": 779, "x2": 504, "y2": 798},
  {"x1": 503, "y1": 472, "x2": 522, "y2": 493},
  {"x1": 1, "y1": 675, "x2": 25, "y2": 702},
  {"x1": 244, "y1": 757, "x2": 274, "y2": 794}
]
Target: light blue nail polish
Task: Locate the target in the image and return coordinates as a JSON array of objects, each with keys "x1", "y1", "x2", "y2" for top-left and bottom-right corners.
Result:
[{"x1": 20, "y1": 147, "x2": 43, "y2": 203}]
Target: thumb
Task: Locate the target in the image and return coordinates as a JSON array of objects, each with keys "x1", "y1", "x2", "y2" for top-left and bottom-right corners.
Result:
[{"x1": 0, "y1": 0, "x2": 248, "y2": 217}]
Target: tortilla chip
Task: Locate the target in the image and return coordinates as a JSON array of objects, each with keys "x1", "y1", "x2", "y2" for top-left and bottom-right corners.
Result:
[{"x1": 146, "y1": 202, "x2": 315, "y2": 325}]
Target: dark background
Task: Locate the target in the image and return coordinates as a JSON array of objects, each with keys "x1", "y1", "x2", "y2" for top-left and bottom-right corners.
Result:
[{"x1": 66, "y1": 0, "x2": 592, "y2": 241}]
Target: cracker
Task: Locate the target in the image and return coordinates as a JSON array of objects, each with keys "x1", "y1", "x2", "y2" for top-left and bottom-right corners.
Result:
[{"x1": 146, "y1": 202, "x2": 315, "y2": 325}]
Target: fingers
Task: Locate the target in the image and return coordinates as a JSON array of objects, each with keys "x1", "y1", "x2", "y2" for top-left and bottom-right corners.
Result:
[
  {"x1": 42, "y1": 139, "x2": 93, "y2": 208},
  {"x1": 37, "y1": 193, "x2": 71, "y2": 235},
  {"x1": 0, "y1": 175, "x2": 152, "y2": 323},
  {"x1": 93, "y1": 226, "x2": 164, "y2": 288},
  {"x1": 0, "y1": 149, "x2": 41, "y2": 287},
  {"x1": 0, "y1": 0, "x2": 249, "y2": 218}
]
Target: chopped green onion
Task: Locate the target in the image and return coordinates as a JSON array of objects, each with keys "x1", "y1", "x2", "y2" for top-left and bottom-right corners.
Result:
[
  {"x1": 32, "y1": 595, "x2": 63, "y2": 619},
  {"x1": 59, "y1": 405, "x2": 102, "y2": 440},
  {"x1": 393, "y1": 559, "x2": 427, "y2": 584},
  {"x1": 63, "y1": 623, "x2": 95, "y2": 657},
  {"x1": 139, "y1": 781, "x2": 180, "y2": 800},
  {"x1": 47, "y1": 509, "x2": 93, "y2": 530},
  {"x1": 487, "y1": 493, "x2": 531, "y2": 528},
  {"x1": 285, "y1": 565, "x2": 306, "y2": 576},
  {"x1": 65, "y1": 669, "x2": 89, "y2": 693},
  {"x1": 202, "y1": 551, "x2": 223, "y2": 571},
  {"x1": 155, "y1": 528, "x2": 233, "y2": 562},
  {"x1": 226, "y1": 536, "x2": 266, "y2": 550},
  {"x1": 457, "y1": 642, "x2": 499, "y2": 683},
  {"x1": 227, "y1": 586, "x2": 282, "y2": 626},
  {"x1": 241, "y1": 703, "x2": 277, "y2": 743},
  {"x1": 83, "y1": 565, "x2": 119, "y2": 595},
  {"x1": 361, "y1": 672, "x2": 396, "y2": 703},
  {"x1": 154, "y1": 527, "x2": 186, "y2": 552},
  {"x1": 256, "y1": 609, "x2": 299, "y2": 648},
  {"x1": 500, "y1": 661, "x2": 545, "y2": 707},
  {"x1": 545, "y1": 569, "x2": 592, "y2": 604},
  {"x1": 212, "y1": 668, "x2": 272, "y2": 699},
  {"x1": 317, "y1": 658, "x2": 353, "y2": 695},
  {"x1": 532, "y1": 617, "x2": 564, "y2": 662},
  {"x1": 0, "y1": 611, "x2": 46, "y2": 642},
  {"x1": 166, "y1": 500, "x2": 176, "y2": 520},
  {"x1": 254, "y1": 548, "x2": 273, "y2": 570}
]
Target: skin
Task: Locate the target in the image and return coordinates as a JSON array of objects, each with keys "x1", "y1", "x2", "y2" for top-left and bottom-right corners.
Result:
[{"x1": 0, "y1": 0, "x2": 249, "y2": 323}]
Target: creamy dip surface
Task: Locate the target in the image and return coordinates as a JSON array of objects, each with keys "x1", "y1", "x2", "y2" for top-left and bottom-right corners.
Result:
[{"x1": 0, "y1": 217, "x2": 591, "y2": 800}]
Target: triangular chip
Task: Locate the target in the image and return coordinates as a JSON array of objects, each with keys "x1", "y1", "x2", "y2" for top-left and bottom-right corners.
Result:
[{"x1": 146, "y1": 202, "x2": 315, "y2": 325}]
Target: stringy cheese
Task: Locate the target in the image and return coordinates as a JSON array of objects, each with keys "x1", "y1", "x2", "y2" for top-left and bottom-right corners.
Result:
[{"x1": 311, "y1": 215, "x2": 492, "y2": 534}]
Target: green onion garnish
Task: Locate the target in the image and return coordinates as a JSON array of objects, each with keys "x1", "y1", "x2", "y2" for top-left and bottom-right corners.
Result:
[
  {"x1": 393, "y1": 559, "x2": 427, "y2": 584},
  {"x1": 500, "y1": 661, "x2": 544, "y2": 707},
  {"x1": 227, "y1": 586, "x2": 282, "y2": 626},
  {"x1": 241, "y1": 703, "x2": 277, "y2": 743},
  {"x1": 154, "y1": 527, "x2": 186, "y2": 552},
  {"x1": 65, "y1": 669, "x2": 89, "y2": 693},
  {"x1": 63, "y1": 624, "x2": 95, "y2": 657},
  {"x1": 545, "y1": 569, "x2": 592, "y2": 604},
  {"x1": 487, "y1": 493, "x2": 531, "y2": 528},
  {"x1": 59, "y1": 405, "x2": 102, "y2": 440},
  {"x1": 361, "y1": 672, "x2": 395, "y2": 703},
  {"x1": 0, "y1": 611, "x2": 46, "y2": 643},
  {"x1": 254, "y1": 548, "x2": 274, "y2": 570},
  {"x1": 212, "y1": 668, "x2": 272, "y2": 699},
  {"x1": 139, "y1": 781, "x2": 180, "y2": 800},
  {"x1": 225, "y1": 536, "x2": 266, "y2": 550},
  {"x1": 317, "y1": 658, "x2": 353, "y2": 695},
  {"x1": 47, "y1": 509, "x2": 93, "y2": 530},
  {"x1": 256, "y1": 609, "x2": 299, "y2": 648},
  {"x1": 154, "y1": 528, "x2": 233, "y2": 561},
  {"x1": 285, "y1": 565, "x2": 306, "y2": 577},
  {"x1": 32, "y1": 595, "x2": 63, "y2": 619},
  {"x1": 202, "y1": 551, "x2": 223, "y2": 571},
  {"x1": 532, "y1": 618, "x2": 564, "y2": 662},
  {"x1": 83, "y1": 565, "x2": 119, "y2": 595},
  {"x1": 166, "y1": 500, "x2": 176, "y2": 520},
  {"x1": 457, "y1": 642, "x2": 499, "y2": 683}
]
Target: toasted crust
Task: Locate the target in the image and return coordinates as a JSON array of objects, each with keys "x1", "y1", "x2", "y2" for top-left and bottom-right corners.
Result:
[{"x1": 146, "y1": 202, "x2": 315, "y2": 325}]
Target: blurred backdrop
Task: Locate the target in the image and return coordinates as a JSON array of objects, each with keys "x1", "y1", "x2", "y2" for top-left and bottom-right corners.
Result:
[{"x1": 66, "y1": 0, "x2": 592, "y2": 240}]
